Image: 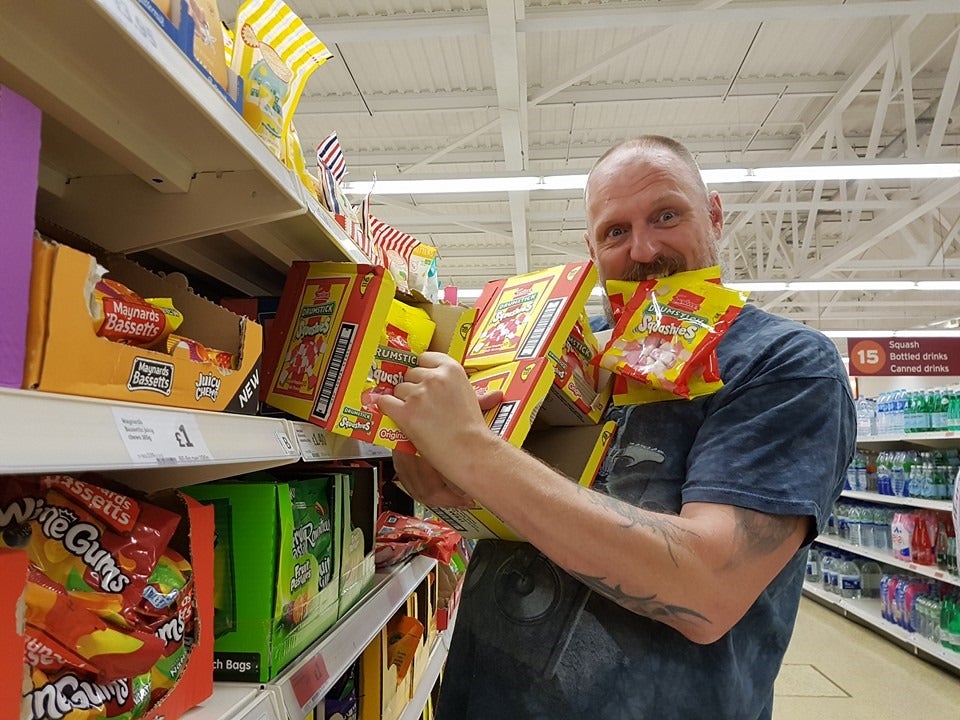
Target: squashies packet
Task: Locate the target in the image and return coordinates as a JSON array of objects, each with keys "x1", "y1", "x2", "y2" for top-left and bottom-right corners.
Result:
[
  {"x1": 359, "y1": 300, "x2": 436, "y2": 410},
  {"x1": 600, "y1": 267, "x2": 748, "y2": 400}
]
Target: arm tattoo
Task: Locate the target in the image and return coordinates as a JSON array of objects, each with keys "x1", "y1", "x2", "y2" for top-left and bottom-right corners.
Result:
[
  {"x1": 574, "y1": 572, "x2": 712, "y2": 626},
  {"x1": 579, "y1": 485, "x2": 700, "y2": 568},
  {"x1": 575, "y1": 487, "x2": 711, "y2": 626},
  {"x1": 731, "y1": 507, "x2": 803, "y2": 560}
]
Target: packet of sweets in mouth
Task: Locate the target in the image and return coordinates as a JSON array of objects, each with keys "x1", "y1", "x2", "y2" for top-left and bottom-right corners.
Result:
[{"x1": 600, "y1": 268, "x2": 747, "y2": 399}]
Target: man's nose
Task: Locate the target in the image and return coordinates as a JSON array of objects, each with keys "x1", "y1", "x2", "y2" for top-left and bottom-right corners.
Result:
[{"x1": 628, "y1": 229, "x2": 661, "y2": 264}]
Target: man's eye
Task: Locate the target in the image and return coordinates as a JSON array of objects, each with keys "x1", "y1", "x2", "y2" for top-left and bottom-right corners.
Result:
[
  {"x1": 657, "y1": 211, "x2": 678, "y2": 223},
  {"x1": 607, "y1": 226, "x2": 626, "y2": 238}
]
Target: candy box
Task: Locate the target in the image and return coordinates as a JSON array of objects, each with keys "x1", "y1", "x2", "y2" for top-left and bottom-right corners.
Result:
[
  {"x1": 358, "y1": 595, "x2": 418, "y2": 720},
  {"x1": 463, "y1": 261, "x2": 597, "y2": 373},
  {"x1": 0, "y1": 85, "x2": 40, "y2": 389},
  {"x1": 429, "y1": 421, "x2": 617, "y2": 541},
  {"x1": 183, "y1": 475, "x2": 340, "y2": 682},
  {"x1": 334, "y1": 464, "x2": 379, "y2": 618},
  {"x1": 24, "y1": 237, "x2": 263, "y2": 414},
  {"x1": 329, "y1": 301, "x2": 472, "y2": 453},
  {"x1": 260, "y1": 262, "x2": 396, "y2": 432}
]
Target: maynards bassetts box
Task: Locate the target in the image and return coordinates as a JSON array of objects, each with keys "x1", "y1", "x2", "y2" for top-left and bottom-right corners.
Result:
[{"x1": 24, "y1": 237, "x2": 263, "y2": 414}]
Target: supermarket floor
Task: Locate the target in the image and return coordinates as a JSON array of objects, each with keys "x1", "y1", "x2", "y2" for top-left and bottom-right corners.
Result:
[{"x1": 773, "y1": 597, "x2": 960, "y2": 719}]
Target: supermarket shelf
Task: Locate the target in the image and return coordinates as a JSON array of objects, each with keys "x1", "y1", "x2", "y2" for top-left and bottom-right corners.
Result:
[
  {"x1": 0, "y1": 387, "x2": 300, "y2": 487},
  {"x1": 815, "y1": 534, "x2": 960, "y2": 588},
  {"x1": 271, "y1": 555, "x2": 437, "y2": 718},
  {"x1": 0, "y1": 0, "x2": 362, "y2": 287},
  {"x1": 840, "y1": 490, "x2": 953, "y2": 512},
  {"x1": 399, "y1": 612, "x2": 457, "y2": 720},
  {"x1": 857, "y1": 431, "x2": 960, "y2": 449},
  {"x1": 292, "y1": 421, "x2": 392, "y2": 463},
  {"x1": 182, "y1": 684, "x2": 280, "y2": 720},
  {"x1": 802, "y1": 582, "x2": 960, "y2": 675},
  {"x1": 399, "y1": 637, "x2": 448, "y2": 720}
]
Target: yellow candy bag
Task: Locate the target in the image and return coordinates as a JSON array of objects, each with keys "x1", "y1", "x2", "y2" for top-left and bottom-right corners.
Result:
[
  {"x1": 231, "y1": 0, "x2": 333, "y2": 160},
  {"x1": 600, "y1": 267, "x2": 747, "y2": 399},
  {"x1": 359, "y1": 301, "x2": 436, "y2": 409}
]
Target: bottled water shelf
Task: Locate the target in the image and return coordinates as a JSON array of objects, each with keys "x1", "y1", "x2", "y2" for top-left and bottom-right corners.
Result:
[
  {"x1": 857, "y1": 431, "x2": 960, "y2": 449},
  {"x1": 841, "y1": 490, "x2": 953, "y2": 512},
  {"x1": 815, "y1": 535, "x2": 960, "y2": 588},
  {"x1": 802, "y1": 582, "x2": 960, "y2": 675}
]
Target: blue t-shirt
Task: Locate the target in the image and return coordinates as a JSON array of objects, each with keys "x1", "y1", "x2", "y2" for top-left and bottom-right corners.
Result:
[{"x1": 436, "y1": 304, "x2": 856, "y2": 720}]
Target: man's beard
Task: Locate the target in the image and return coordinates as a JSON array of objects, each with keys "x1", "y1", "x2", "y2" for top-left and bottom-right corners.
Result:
[{"x1": 620, "y1": 256, "x2": 686, "y2": 282}]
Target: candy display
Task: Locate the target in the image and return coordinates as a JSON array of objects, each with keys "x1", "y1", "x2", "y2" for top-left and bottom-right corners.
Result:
[
  {"x1": 1, "y1": 475, "x2": 199, "y2": 720},
  {"x1": 90, "y1": 276, "x2": 183, "y2": 348}
]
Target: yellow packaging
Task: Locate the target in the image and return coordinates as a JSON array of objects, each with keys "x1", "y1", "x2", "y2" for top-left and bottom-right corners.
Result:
[
  {"x1": 430, "y1": 421, "x2": 617, "y2": 541},
  {"x1": 231, "y1": 0, "x2": 333, "y2": 159},
  {"x1": 464, "y1": 261, "x2": 598, "y2": 372}
]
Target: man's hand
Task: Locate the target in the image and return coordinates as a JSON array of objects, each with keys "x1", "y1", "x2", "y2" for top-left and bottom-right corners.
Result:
[
  {"x1": 391, "y1": 451, "x2": 474, "y2": 508},
  {"x1": 374, "y1": 352, "x2": 502, "y2": 471}
]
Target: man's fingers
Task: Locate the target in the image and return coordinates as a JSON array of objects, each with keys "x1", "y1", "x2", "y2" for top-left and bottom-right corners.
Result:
[{"x1": 477, "y1": 390, "x2": 504, "y2": 412}]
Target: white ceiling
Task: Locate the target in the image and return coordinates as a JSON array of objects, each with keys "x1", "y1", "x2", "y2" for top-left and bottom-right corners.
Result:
[{"x1": 222, "y1": 0, "x2": 960, "y2": 334}]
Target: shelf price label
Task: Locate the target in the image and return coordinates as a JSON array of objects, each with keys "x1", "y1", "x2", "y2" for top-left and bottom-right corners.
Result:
[
  {"x1": 290, "y1": 653, "x2": 329, "y2": 713},
  {"x1": 112, "y1": 408, "x2": 212, "y2": 465},
  {"x1": 295, "y1": 424, "x2": 332, "y2": 461}
]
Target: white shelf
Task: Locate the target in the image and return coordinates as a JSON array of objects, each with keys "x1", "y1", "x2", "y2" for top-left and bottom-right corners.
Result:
[
  {"x1": 840, "y1": 490, "x2": 953, "y2": 512},
  {"x1": 0, "y1": 0, "x2": 364, "y2": 289},
  {"x1": 270, "y1": 555, "x2": 437, "y2": 719},
  {"x1": 182, "y1": 685, "x2": 281, "y2": 720},
  {"x1": 0, "y1": 387, "x2": 301, "y2": 488},
  {"x1": 815, "y1": 534, "x2": 960, "y2": 588},
  {"x1": 802, "y1": 582, "x2": 960, "y2": 674},
  {"x1": 857, "y1": 431, "x2": 960, "y2": 449}
]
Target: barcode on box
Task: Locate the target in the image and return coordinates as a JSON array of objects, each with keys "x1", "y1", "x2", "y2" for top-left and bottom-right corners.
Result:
[
  {"x1": 312, "y1": 323, "x2": 357, "y2": 421},
  {"x1": 517, "y1": 298, "x2": 563, "y2": 359}
]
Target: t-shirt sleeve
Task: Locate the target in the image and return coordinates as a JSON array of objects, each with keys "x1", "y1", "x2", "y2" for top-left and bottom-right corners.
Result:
[{"x1": 683, "y1": 325, "x2": 857, "y2": 544}]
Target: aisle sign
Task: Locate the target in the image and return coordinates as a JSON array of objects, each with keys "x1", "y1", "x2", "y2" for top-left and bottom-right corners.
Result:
[
  {"x1": 112, "y1": 408, "x2": 213, "y2": 464},
  {"x1": 847, "y1": 337, "x2": 960, "y2": 376}
]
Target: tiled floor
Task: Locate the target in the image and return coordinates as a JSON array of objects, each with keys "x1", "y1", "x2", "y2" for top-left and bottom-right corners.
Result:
[{"x1": 774, "y1": 597, "x2": 960, "y2": 719}]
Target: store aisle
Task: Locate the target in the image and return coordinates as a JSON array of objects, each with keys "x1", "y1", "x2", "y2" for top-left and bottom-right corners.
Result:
[{"x1": 773, "y1": 597, "x2": 960, "y2": 719}]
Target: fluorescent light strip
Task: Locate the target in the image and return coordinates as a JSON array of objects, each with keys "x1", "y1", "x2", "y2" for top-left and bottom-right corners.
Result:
[
  {"x1": 343, "y1": 163, "x2": 960, "y2": 196},
  {"x1": 457, "y1": 281, "x2": 960, "y2": 300},
  {"x1": 822, "y1": 329, "x2": 960, "y2": 338}
]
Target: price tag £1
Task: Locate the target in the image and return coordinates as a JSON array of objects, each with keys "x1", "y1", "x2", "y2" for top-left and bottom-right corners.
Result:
[{"x1": 112, "y1": 408, "x2": 213, "y2": 465}]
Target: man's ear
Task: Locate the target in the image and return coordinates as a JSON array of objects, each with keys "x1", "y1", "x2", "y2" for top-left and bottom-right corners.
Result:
[
  {"x1": 584, "y1": 231, "x2": 596, "y2": 261},
  {"x1": 708, "y1": 191, "x2": 724, "y2": 234}
]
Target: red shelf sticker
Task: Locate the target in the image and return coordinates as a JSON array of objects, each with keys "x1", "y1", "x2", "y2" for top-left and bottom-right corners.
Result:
[{"x1": 291, "y1": 654, "x2": 329, "y2": 711}]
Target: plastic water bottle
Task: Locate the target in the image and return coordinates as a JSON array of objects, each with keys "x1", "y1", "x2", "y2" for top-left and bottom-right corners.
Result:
[
  {"x1": 839, "y1": 556, "x2": 862, "y2": 599},
  {"x1": 805, "y1": 547, "x2": 821, "y2": 583},
  {"x1": 860, "y1": 561, "x2": 882, "y2": 599}
]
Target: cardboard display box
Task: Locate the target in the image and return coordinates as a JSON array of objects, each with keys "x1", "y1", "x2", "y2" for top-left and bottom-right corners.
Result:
[
  {"x1": 260, "y1": 262, "x2": 397, "y2": 431},
  {"x1": 336, "y1": 464, "x2": 379, "y2": 618},
  {"x1": 9, "y1": 488, "x2": 213, "y2": 720},
  {"x1": 24, "y1": 238, "x2": 263, "y2": 414},
  {"x1": 359, "y1": 596, "x2": 418, "y2": 720},
  {"x1": 136, "y1": 0, "x2": 242, "y2": 113},
  {"x1": 430, "y1": 421, "x2": 617, "y2": 541},
  {"x1": 409, "y1": 569, "x2": 440, "y2": 697},
  {"x1": 0, "y1": 85, "x2": 40, "y2": 389},
  {"x1": 183, "y1": 475, "x2": 340, "y2": 682}
]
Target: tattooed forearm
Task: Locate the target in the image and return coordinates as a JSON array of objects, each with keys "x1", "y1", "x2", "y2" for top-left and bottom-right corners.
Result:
[
  {"x1": 575, "y1": 572, "x2": 712, "y2": 626},
  {"x1": 731, "y1": 507, "x2": 804, "y2": 561},
  {"x1": 579, "y1": 486, "x2": 700, "y2": 567}
]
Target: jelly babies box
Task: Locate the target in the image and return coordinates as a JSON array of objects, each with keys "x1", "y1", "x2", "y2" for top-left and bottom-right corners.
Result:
[{"x1": 260, "y1": 262, "x2": 396, "y2": 430}]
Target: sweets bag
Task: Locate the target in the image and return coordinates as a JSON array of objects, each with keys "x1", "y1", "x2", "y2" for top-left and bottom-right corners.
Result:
[
  {"x1": 230, "y1": 0, "x2": 332, "y2": 160},
  {"x1": 600, "y1": 267, "x2": 747, "y2": 400}
]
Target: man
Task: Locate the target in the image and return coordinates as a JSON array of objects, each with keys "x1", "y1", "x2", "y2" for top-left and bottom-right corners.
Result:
[{"x1": 374, "y1": 135, "x2": 856, "y2": 719}]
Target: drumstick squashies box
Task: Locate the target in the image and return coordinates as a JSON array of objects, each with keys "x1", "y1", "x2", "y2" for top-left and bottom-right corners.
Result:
[{"x1": 260, "y1": 262, "x2": 397, "y2": 432}]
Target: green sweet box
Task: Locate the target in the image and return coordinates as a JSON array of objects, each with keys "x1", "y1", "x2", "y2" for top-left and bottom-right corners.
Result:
[{"x1": 184, "y1": 474, "x2": 341, "y2": 682}]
